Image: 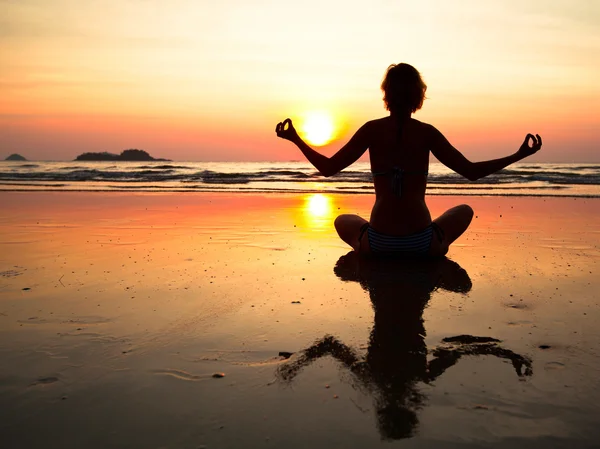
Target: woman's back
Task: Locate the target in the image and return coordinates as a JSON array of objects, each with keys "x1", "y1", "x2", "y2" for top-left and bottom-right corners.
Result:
[{"x1": 368, "y1": 117, "x2": 432, "y2": 235}]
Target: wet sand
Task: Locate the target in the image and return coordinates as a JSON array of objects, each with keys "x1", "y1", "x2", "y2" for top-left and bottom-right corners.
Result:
[{"x1": 1, "y1": 192, "x2": 599, "y2": 448}]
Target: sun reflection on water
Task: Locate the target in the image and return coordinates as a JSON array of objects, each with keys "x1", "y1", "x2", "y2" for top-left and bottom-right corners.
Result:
[
  {"x1": 303, "y1": 193, "x2": 334, "y2": 230},
  {"x1": 307, "y1": 193, "x2": 330, "y2": 216}
]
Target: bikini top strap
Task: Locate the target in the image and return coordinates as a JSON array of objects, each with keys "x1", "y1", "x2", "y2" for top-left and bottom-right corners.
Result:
[{"x1": 391, "y1": 167, "x2": 403, "y2": 196}]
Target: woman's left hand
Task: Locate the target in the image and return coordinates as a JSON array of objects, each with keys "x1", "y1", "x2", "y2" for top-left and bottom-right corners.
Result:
[
  {"x1": 275, "y1": 118, "x2": 299, "y2": 142},
  {"x1": 517, "y1": 133, "x2": 543, "y2": 158}
]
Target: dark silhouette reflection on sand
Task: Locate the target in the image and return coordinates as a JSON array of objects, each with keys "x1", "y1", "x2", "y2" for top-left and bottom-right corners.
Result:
[{"x1": 277, "y1": 253, "x2": 533, "y2": 440}]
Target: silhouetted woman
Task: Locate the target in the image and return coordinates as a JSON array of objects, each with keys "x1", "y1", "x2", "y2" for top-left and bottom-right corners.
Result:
[{"x1": 276, "y1": 63, "x2": 542, "y2": 257}]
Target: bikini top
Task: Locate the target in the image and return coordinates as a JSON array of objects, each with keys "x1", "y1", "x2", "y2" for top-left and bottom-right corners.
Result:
[
  {"x1": 372, "y1": 167, "x2": 428, "y2": 197},
  {"x1": 372, "y1": 119, "x2": 428, "y2": 197}
]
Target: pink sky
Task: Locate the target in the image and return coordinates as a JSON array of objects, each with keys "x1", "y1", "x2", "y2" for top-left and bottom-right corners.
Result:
[{"x1": 1, "y1": 0, "x2": 599, "y2": 162}]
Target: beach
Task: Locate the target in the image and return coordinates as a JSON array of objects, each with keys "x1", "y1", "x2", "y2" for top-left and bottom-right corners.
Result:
[{"x1": 1, "y1": 191, "x2": 600, "y2": 448}]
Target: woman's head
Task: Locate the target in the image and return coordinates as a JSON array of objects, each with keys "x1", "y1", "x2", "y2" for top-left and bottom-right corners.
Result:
[{"x1": 381, "y1": 63, "x2": 427, "y2": 115}]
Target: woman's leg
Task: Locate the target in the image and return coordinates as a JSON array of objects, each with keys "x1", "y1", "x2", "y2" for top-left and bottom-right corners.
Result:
[
  {"x1": 430, "y1": 204, "x2": 474, "y2": 256},
  {"x1": 334, "y1": 214, "x2": 369, "y2": 252}
]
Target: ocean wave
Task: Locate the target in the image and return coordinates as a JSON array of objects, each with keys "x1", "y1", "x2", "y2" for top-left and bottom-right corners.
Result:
[
  {"x1": 517, "y1": 164, "x2": 600, "y2": 171},
  {"x1": 1, "y1": 168, "x2": 599, "y2": 186},
  {"x1": 259, "y1": 170, "x2": 313, "y2": 178},
  {"x1": 135, "y1": 164, "x2": 190, "y2": 169},
  {"x1": 0, "y1": 161, "x2": 599, "y2": 197},
  {"x1": 497, "y1": 169, "x2": 600, "y2": 184},
  {"x1": 0, "y1": 181, "x2": 68, "y2": 187},
  {"x1": 569, "y1": 165, "x2": 600, "y2": 171}
]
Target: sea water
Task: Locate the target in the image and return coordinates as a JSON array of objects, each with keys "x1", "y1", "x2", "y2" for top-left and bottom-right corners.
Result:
[{"x1": 1, "y1": 161, "x2": 599, "y2": 197}]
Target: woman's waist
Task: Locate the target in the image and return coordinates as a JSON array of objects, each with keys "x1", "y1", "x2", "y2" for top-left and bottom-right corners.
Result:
[{"x1": 370, "y1": 199, "x2": 431, "y2": 235}]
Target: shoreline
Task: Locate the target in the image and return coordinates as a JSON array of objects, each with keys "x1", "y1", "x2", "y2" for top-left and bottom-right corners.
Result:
[{"x1": 0, "y1": 188, "x2": 598, "y2": 198}]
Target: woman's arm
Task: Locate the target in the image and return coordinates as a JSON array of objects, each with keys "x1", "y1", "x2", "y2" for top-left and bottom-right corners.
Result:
[
  {"x1": 429, "y1": 125, "x2": 542, "y2": 181},
  {"x1": 275, "y1": 118, "x2": 370, "y2": 177}
]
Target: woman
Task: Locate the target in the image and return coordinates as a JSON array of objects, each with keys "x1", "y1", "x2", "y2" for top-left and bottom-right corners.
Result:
[{"x1": 275, "y1": 63, "x2": 542, "y2": 257}]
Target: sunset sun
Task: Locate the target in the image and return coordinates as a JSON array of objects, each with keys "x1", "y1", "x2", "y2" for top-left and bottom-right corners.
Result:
[{"x1": 300, "y1": 112, "x2": 335, "y2": 146}]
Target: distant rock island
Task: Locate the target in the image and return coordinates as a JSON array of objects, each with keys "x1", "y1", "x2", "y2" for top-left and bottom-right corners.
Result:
[
  {"x1": 75, "y1": 149, "x2": 170, "y2": 162},
  {"x1": 5, "y1": 153, "x2": 27, "y2": 161}
]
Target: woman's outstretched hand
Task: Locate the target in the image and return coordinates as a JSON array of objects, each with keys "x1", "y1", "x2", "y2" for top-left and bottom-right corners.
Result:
[
  {"x1": 275, "y1": 118, "x2": 299, "y2": 143},
  {"x1": 517, "y1": 134, "x2": 543, "y2": 158}
]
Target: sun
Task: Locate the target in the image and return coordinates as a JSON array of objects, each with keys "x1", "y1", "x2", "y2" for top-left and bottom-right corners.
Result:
[{"x1": 300, "y1": 112, "x2": 335, "y2": 146}]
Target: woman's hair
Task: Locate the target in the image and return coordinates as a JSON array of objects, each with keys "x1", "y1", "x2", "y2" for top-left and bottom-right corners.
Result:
[{"x1": 381, "y1": 63, "x2": 427, "y2": 114}]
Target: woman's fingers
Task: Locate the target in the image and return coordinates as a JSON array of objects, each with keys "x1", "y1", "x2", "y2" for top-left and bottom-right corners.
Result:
[
  {"x1": 529, "y1": 134, "x2": 542, "y2": 151},
  {"x1": 276, "y1": 121, "x2": 288, "y2": 136},
  {"x1": 276, "y1": 118, "x2": 295, "y2": 139},
  {"x1": 520, "y1": 133, "x2": 542, "y2": 154}
]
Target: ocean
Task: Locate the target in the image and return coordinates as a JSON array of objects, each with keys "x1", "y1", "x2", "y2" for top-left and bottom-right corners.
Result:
[{"x1": 1, "y1": 161, "x2": 599, "y2": 197}]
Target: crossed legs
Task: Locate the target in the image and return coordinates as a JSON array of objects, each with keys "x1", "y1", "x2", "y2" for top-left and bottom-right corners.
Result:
[
  {"x1": 334, "y1": 204, "x2": 474, "y2": 256},
  {"x1": 334, "y1": 214, "x2": 369, "y2": 252}
]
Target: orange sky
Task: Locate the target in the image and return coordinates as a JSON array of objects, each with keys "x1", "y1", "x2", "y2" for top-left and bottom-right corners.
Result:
[{"x1": 1, "y1": 0, "x2": 599, "y2": 162}]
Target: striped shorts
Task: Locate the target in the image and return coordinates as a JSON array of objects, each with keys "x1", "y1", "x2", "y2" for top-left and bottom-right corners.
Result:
[{"x1": 360, "y1": 223, "x2": 443, "y2": 256}]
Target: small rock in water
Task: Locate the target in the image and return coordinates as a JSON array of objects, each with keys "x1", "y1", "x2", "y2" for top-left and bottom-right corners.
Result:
[{"x1": 212, "y1": 372, "x2": 225, "y2": 378}]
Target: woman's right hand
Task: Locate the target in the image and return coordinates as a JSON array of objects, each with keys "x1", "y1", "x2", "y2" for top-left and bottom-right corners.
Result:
[
  {"x1": 275, "y1": 118, "x2": 300, "y2": 143},
  {"x1": 517, "y1": 134, "x2": 543, "y2": 157}
]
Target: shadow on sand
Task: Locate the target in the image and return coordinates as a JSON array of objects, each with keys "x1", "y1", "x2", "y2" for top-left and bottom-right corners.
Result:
[{"x1": 277, "y1": 252, "x2": 533, "y2": 439}]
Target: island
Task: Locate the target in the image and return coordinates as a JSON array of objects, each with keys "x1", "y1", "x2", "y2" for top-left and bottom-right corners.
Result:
[
  {"x1": 5, "y1": 153, "x2": 27, "y2": 161},
  {"x1": 75, "y1": 149, "x2": 170, "y2": 161}
]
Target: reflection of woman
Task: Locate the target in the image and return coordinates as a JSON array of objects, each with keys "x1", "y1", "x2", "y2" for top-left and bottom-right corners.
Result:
[
  {"x1": 277, "y1": 253, "x2": 532, "y2": 440},
  {"x1": 276, "y1": 63, "x2": 542, "y2": 257}
]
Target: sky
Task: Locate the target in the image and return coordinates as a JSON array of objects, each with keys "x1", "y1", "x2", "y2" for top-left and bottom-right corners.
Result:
[{"x1": 1, "y1": 0, "x2": 599, "y2": 162}]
